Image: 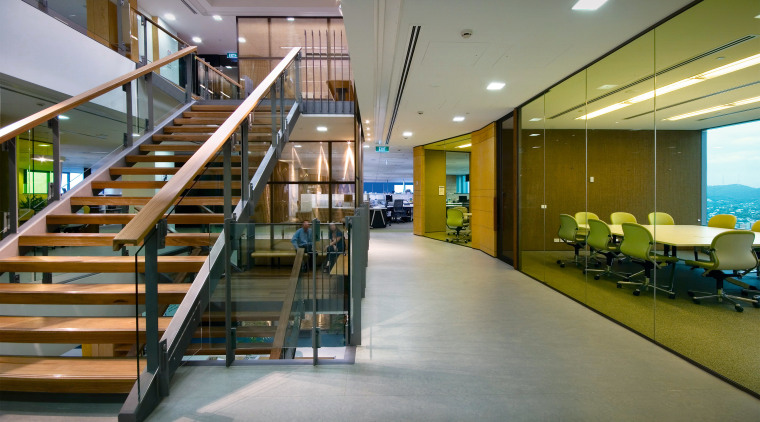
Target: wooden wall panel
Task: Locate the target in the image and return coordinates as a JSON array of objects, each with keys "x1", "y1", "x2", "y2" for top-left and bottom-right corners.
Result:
[
  {"x1": 424, "y1": 150, "x2": 447, "y2": 233},
  {"x1": 520, "y1": 129, "x2": 702, "y2": 251},
  {"x1": 413, "y1": 146, "x2": 425, "y2": 235},
  {"x1": 471, "y1": 124, "x2": 496, "y2": 256}
]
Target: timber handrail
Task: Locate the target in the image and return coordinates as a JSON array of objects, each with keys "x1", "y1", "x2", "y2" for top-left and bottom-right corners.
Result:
[
  {"x1": 131, "y1": 8, "x2": 190, "y2": 48},
  {"x1": 270, "y1": 248, "x2": 304, "y2": 359},
  {"x1": 196, "y1": 57, "x2": 244, "y2": 89},
  {"x1": 112, "y1": 47, "x2": 301, "y2": 250},
  {"x1": 0, "y1": 46, "x2": 197, "y2": 144}
]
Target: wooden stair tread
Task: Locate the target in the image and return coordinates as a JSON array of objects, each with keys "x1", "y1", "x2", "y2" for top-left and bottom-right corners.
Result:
[
  {"x1": 0, "y1": 283, "x2": 190, "y2": 304},
  {"x1": 91, "y1": 180, "x2": 241, "y2": 190},
  {"x1": 173, "y1": 116, "x2": 269, "y2": 125},
  {"x1": 0, "y1": 256, "x2": 207, "y2": 273},
  {"x1": 47, "y1": 213, "x2": 225, "y2": 225},
  {"x1": 182, "y1": 111, "x2": 234, "y2": 118},
  {"x1": 0, "y1": 316, "x2": 171, "y2": 343},
  {"x1": 0, "y1": 356, "x2": 143, "y2": 393},
  {"x1": 125, "y1": 155, "x2": 242, "y2": 163},
  {"x1": 185, "y1": 344, "x2": 274, "y2": 355},
  {"x1": 70, "y1": 196, "x2": 236, "y2": 206},
  {"x1": 19, "y1": 232, "x2": 218, "y2": 247},
  {"x1": 163, "y1": 125, "x2": 271, "y2": 134},
  {"x1": 194, "y1": 325, "x2": 277, "y2": 338},
  {"x1": 152, "y1": 134, "x2": 269, "y2": 142},
  {"x1": 109, "y1": 167, "x2": 250, "y2": 176},
  {"x1": 140, "y1": 144, "x2": 204, "y2": 152},
  {"x1": 191, "y1": 104, "x2": 240, "y2": 112}
]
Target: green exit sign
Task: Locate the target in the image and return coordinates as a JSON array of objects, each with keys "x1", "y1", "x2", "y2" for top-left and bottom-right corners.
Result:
[
  {"x1": 227, "y1": 53, "x2": 238, "y2": 59},
  {"x1": 376, "y1": 146, "x2": 389, "y2": 152}
]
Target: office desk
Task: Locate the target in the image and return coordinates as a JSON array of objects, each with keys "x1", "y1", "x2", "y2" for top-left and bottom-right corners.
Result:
[{"x1": 386, "y1": 204, "x2": 413, "y2": 221}]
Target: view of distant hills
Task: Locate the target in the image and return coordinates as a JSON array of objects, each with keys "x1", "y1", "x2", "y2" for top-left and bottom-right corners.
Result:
[
  {"x1": 707, "y1": 184, "x2": 760, "y2": 202},
  {"x1": 706, "y1": 184, "x2": 760, "y2": 227}
]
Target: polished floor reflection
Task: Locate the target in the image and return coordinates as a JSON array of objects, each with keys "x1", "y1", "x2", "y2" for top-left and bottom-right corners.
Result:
[{"x1": 522, "y1": 249, "x2": 760, "y2": 395}]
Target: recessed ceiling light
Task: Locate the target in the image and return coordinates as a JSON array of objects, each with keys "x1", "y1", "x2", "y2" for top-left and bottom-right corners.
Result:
[
  {"x1": 665, "y1": 95, "x2": 760, "y2": 121},
  {"x1": 192, "y1": 36, "x2": 202, "y2": 43},
  {"x1": 164, "y1": 13, "x2": 176, "y2": 21},
  {"x1": 456, "y1": 143, "x2": 471, "y2": 149},
  {"x1": 755, "y1": 14, "x2": 760, "y2": 19},
  {"x1": 286, "y1": 17, "x2": 295, "y2": 21},
  {"x1": 59, "y1": 115, "x2": 70, "y2": 120},
  {"x1": 529, "y1": 118, "x2": 542, "y2": 122},
  {"x1": 317, "y1": 126, "x2": 328, "y2": 132},
  {"x1": 212, "y1": 15, "x2": 222, "y2": 21},
  {"x1": 238, "y1": 37, "x2": 246, "y2": 43},
  {"x1": 572, "y1": 0, "x2": 608, "y2": 11},
  {"x1": 132, "y1": 133, "x2": 140, "y2": 137},
  {"x1": 529, "y1": 133, "x2": 540, "y2": 137},
  {"x1": 363, "y1": 144, "x2": 369, "y2": 148},
  {"x1": 453, "y1": 116, "x2": 465, "y2": 122},
  {"x1": 486, "y1": 82, "x2": 505, "y2": 91},
  {"x1": 596, "y1": 84, "x2": 617, "y2": 90},
  {"x1": 402, "y1": 131, "x2": 413, "y2": 137},
  {"x1": 225, "y1": 66, "x2": 233, "y2": 69},
  {"x1": 293, "y1": 144, "x2": 302, "y2": 148},
  {"x1": 365, "y1": 120, "x2": 370, "y2": 124}
]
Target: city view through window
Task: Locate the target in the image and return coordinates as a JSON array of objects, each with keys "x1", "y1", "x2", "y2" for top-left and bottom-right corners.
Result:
[{"x1": 706, "y1": 119, "x2": 760, "y2": 229}]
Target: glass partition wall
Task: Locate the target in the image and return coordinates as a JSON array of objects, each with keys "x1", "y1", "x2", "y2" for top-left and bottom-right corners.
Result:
[{"x1": 516, "y1": 0, "x2": 760, "y2": 397}]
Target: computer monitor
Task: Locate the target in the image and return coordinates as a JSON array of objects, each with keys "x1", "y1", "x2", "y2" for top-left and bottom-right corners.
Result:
[
  {"x1": 385, "y1": 195, "x2": 393, "y2": 203},
  {"x1": 459, "y1": 195, "x2": 468, "y2": 203}
]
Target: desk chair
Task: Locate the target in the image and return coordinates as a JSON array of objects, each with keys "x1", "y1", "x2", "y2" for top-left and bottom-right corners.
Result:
[
  {"x1": 647, "y1": 212, "x2": 674, "y2": 225},
  {"x1": 557, "y1": 214, "x2": 586, "y2": 268},
  {"x1": 647, "y1": 212, "x2": 675, "y2": 256},
  {"x1": 616, "y1": 223, "x2": 678, "y2": 298},
  {"x1": 455, "y1": 206, "x2": 470, "y2": 226},
  {"x1": 610, "y1": 212, "x2": 637, "y2": 225},
  {"x1": 694, "y1": 214, "x2": 737, "y2": 261},
  {"x1": 684, "y1": 230, "x2": 759, "y2": 312},
  {"x1": 392, "y1": 199, "x2": 406, "y2": 223},
  {"x1": 584, "y1": 219, "x2": 627, "y2": 281},
  {"x1": 445, "y1": 208, "x2": 467, "y2": 243},
  {"x1": 752, "y1": 220, "x2": 760, "y2": 276}
]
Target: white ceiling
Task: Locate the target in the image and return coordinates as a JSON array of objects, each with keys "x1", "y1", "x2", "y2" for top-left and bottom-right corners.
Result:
[
  {"x1": 343, "y1": 0, "x2": 696, "y2": 181},
  {"x1": 140, "y1": 0, "x2": 342, "y2": 55}
]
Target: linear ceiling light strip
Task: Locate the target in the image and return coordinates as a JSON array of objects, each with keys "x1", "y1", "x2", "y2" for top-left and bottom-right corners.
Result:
[
  {"x1": 548, "y1": 35, "x2": 757, "y2": 119},
  {"x1": 665, "y1": 95, "x2": 760, "y2": 120},
  {"x1": 697, "y1": 105, "x2": 760, "y2": 121},
  {"x1": 385, "y1": 25, "x2": 421, "y2": 145},
  {"x1": 623, "y1": 80, "x2": 760, "y2": 120}
]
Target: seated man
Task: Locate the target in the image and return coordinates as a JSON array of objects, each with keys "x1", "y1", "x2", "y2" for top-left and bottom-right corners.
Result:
[
  {"x1": 323, "y1": 223, "x2": 344, "y2": 273},
  {"x1": 291, "y1": 220, "x2": 313, "y2": 252}
]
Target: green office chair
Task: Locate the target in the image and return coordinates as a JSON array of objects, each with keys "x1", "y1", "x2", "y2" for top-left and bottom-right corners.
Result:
[
  {"x1": 647, "y1": 212, "x2": 675, "y2": 225},
  {"x1": 446, "y1": 207, "x2": 467, "y2": 243},
  {"x1": 584, "y1": 219, "x2": 627, "y2": 281},
  {"x1": 684, "y1": 230, "x2": 759, "y2": 312},
  {"x1": 557, "y1": 214, "x2": 586, "y2": 268},
  {"x1": 610, "y1": 212, "x2": 637, "y2": 225},
  {"x1": 694, "y1": 214, "x2": 737, "y2": 261},
  {"x1": 647, "y1": 212, "x2": 675, "y2": 256},
  {"x1": 455, "y1": 206, "x2": 470, "y2": 226},
  {"x1": 616, "y1": 223, "x2": 678, "y2": 298}
]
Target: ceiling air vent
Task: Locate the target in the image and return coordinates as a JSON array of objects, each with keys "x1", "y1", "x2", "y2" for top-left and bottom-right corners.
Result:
[
  {"x1": 180, "y1": 0, "x2": 198, "y2": 14},
  {"x1": 385, "y1": 25, "x2": 421, "y2": 144}
]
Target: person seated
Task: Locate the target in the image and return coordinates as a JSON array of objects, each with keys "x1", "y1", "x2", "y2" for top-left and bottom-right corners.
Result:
[
  {"x1": 323, "y1": 223, "x2": 345, "y2": 273},
  {"x1": 291, "y1": 220, "x2": 313, "y2": 252}
]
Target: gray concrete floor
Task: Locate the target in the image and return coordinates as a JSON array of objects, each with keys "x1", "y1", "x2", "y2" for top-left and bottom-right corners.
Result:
[{"x1": 2, "y1": 228, "x2": 759, "y2": 421}]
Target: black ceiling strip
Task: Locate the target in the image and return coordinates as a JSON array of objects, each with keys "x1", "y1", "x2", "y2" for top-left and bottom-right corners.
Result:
[{"x1": 385, "y1": 26, "x2": 421, "y2": 144}]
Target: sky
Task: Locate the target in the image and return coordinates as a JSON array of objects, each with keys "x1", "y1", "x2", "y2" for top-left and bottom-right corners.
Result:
[{"x1": 706, "y1": 119, "x2": 760, "y2": 188}]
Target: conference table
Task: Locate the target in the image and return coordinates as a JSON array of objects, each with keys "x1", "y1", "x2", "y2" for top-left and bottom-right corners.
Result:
[{"x1": 603, "y1": 224, "x2": 760, "y2": 252}]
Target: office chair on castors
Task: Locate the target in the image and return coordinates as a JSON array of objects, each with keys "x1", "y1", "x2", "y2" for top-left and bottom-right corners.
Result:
[
  {"x1": 616, "y1": 223, "x2": 678, "y2": 298},
  {"x1": 694, "y1": 214, "x2": 737, "y2": 261},
  {"x1": 392, "y1": 199, "x2": 406, "y2": 222},
  {"x1": 684, "y1": 230, "x2": 759, "y2": 312},
  {"x1": 557, "y1": 214, "x2": 586, "y2": 268},
  {"x1": 584, "y1": 219, "x2": 627, "y2": 281},
  {"x1": 446, "y1": 208, "x2": 467, "y2": 243}
]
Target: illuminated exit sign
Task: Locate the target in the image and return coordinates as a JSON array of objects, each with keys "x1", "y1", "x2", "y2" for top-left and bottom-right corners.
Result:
[
  {"x1": 227, "y1": 53, "x2": 238, "y2": 59},
  {"x1": 376, "y1": 146, "x2": 389, "y2": 152}
]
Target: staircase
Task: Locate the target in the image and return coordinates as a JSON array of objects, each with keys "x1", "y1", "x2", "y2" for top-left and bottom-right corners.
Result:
[{"x1": 0, "y1": 104, "x2": 256, "y2": 393}]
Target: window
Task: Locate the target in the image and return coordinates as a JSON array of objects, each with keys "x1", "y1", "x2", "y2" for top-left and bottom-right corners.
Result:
[{"x1": 705, "y1": 119, "x2": 760, "y2": 229}]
